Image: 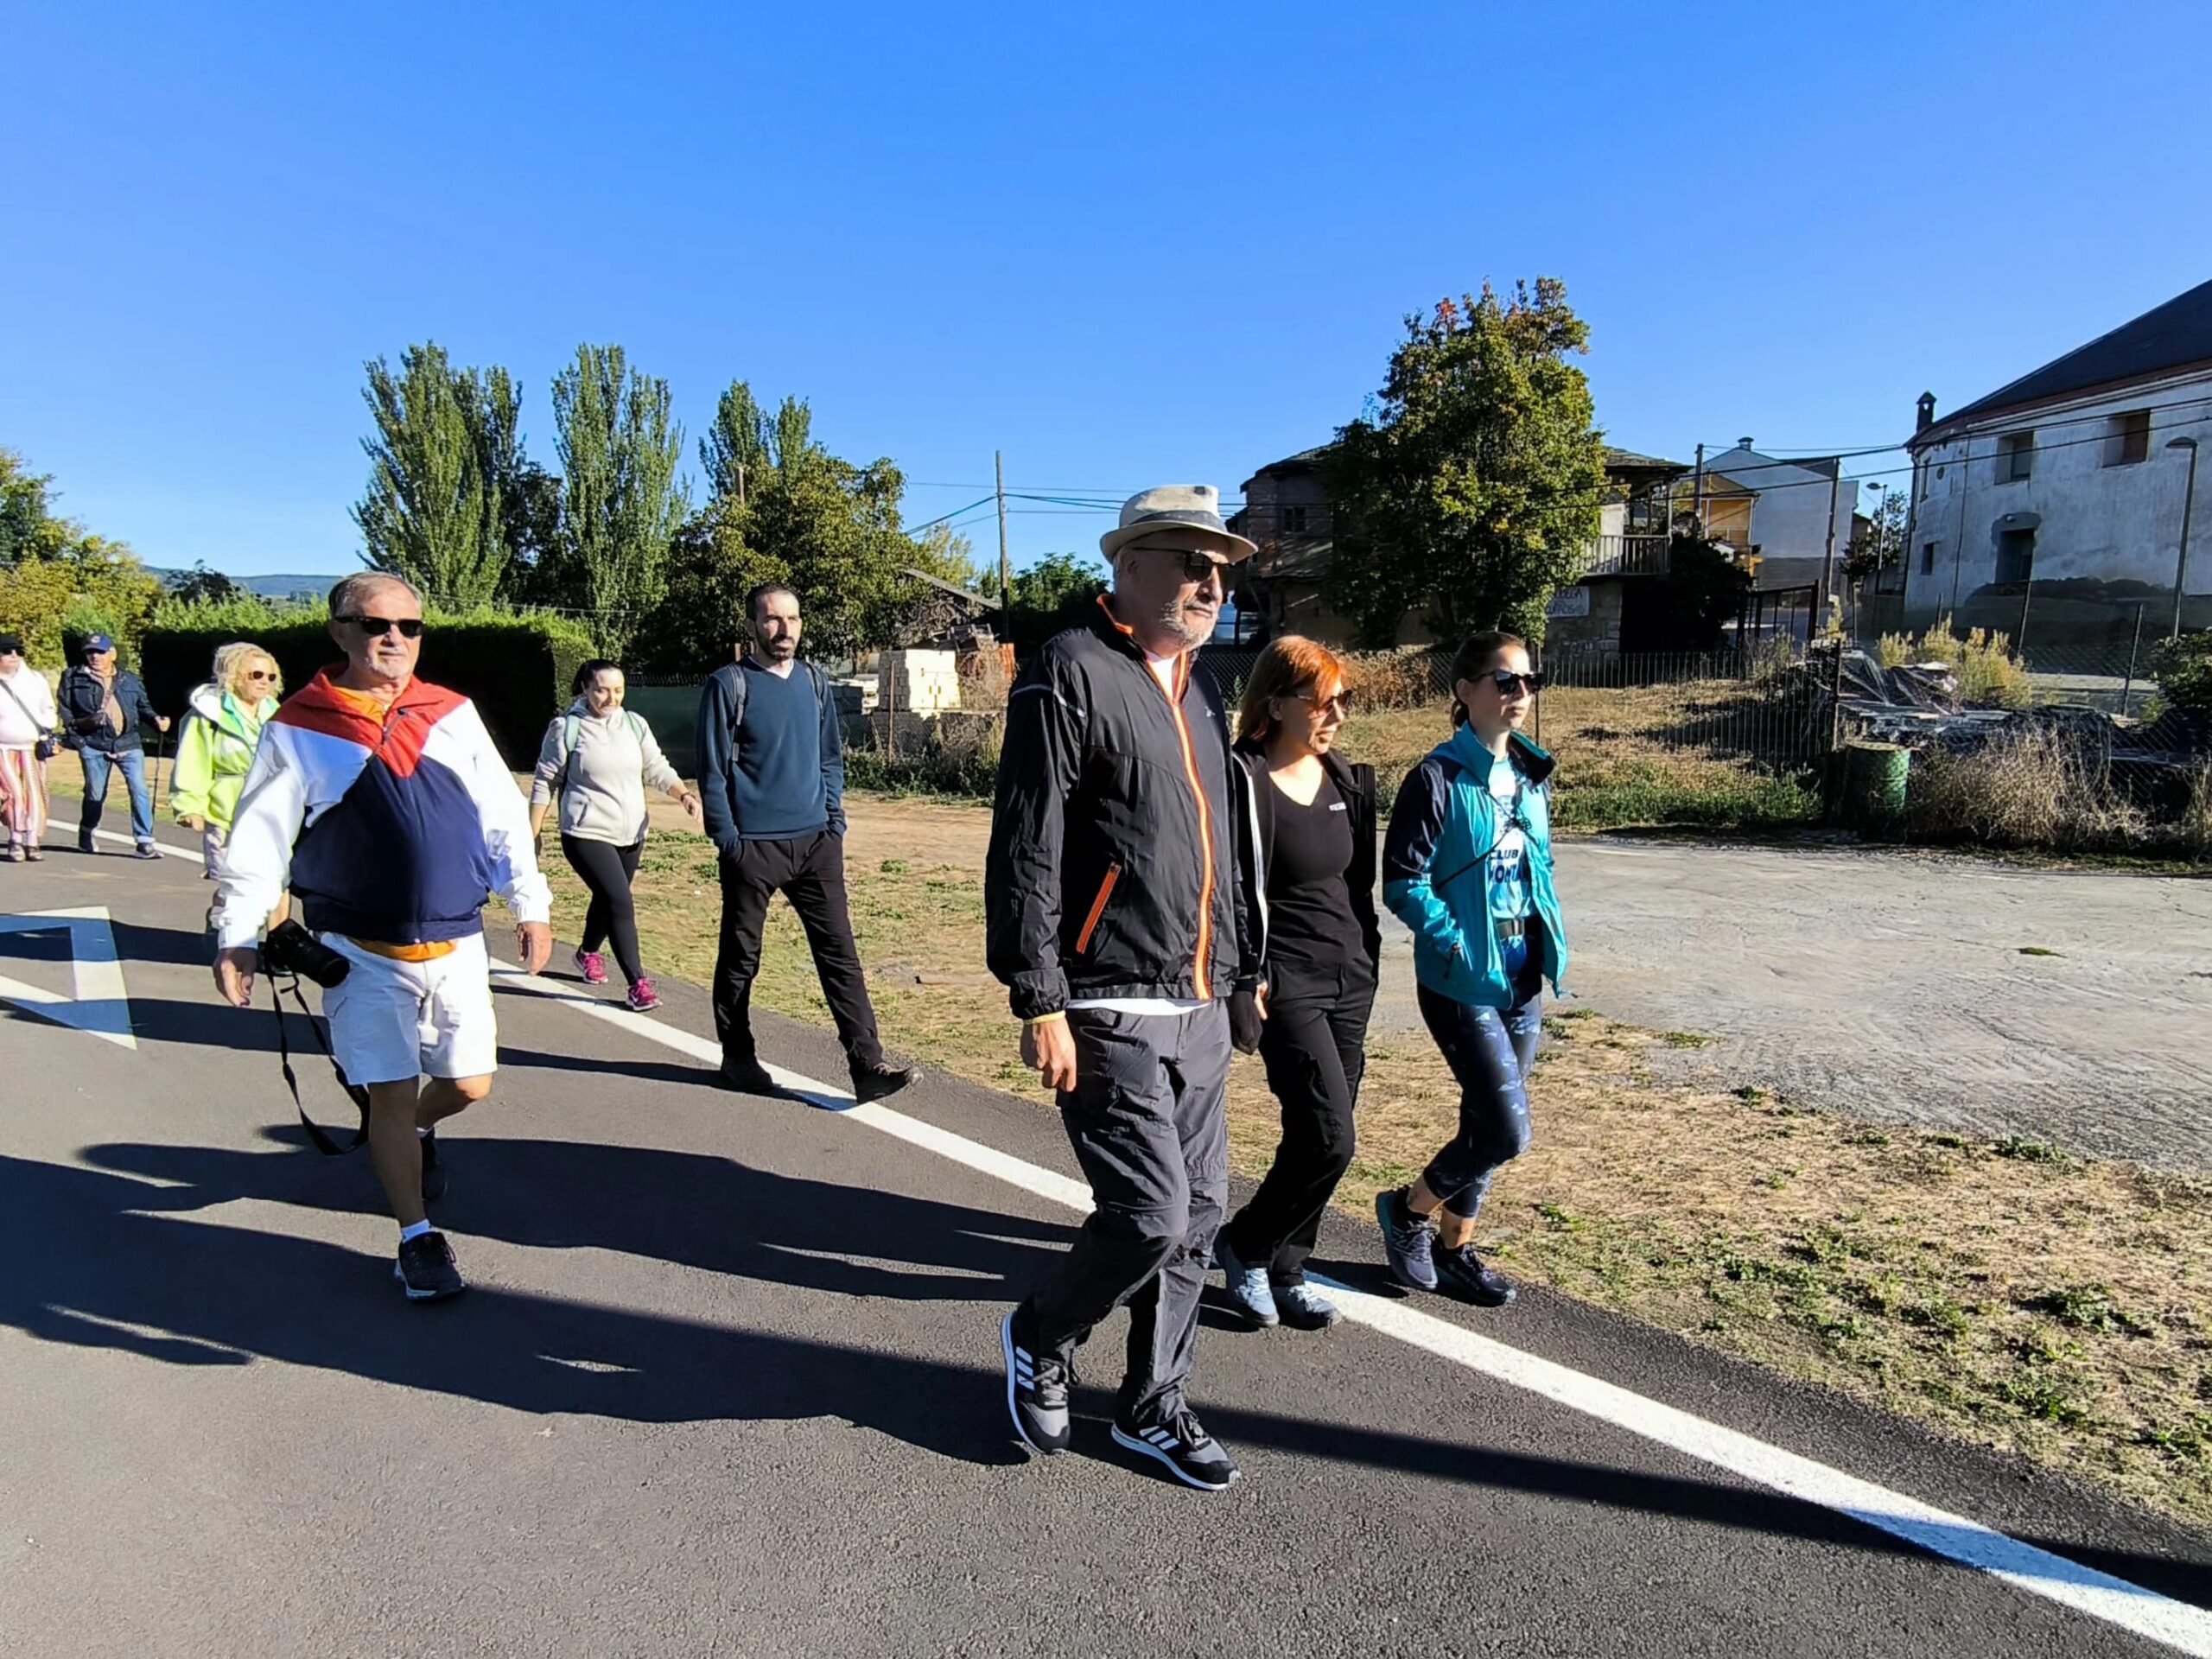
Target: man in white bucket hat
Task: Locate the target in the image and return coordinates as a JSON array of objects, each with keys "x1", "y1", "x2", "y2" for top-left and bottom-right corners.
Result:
[{"x1": 986, "y1": 485, "x2": 1266, "y2": 1491}]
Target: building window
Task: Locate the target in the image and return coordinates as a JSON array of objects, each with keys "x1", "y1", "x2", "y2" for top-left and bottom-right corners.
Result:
[
  {"x1": 1999, "y1": 431, "x2": 2034, "y2": 483},
  {"x1": 1922, "y1": 540, "x2": 1938, "y2": 575},
  {"x1": 1996, "y1": 528, "x2": 2035, "y2": 585},
  {"x1": 2105, "y1": 409, "x2": 2152, "y2": 467},
  {"x1": 1280, "y1": 505, "x2": 1309, "y2": 534}
]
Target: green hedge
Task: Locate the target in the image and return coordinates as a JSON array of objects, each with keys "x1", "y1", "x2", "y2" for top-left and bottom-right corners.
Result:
[{"x1": 141, "y1": 610, "x2": 592, "y2": 767}]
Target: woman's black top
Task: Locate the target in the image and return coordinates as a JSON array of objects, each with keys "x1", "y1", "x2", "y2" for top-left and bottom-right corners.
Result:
[{"x1": 1263, "y1": 774, "x2": 1361, "y2": 970}]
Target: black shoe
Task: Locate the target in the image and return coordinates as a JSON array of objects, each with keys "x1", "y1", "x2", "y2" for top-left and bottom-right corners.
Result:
[
  {"x1": 1376, "y1": 1186, "x2": 1439, "y2": 1291},
  {"x1": 418, "y1": 1130, "x2": 447, "y2": 1205},
  {"x1": 1433, "y1": 1243, "x2": 1516, "y2": 1307},
  {"x1": 1110, "y1": 1403, "x2": 1239, "y2": 1492},
  {"x1": 133, "y1": 842, "x2": 162, "y2": 860},
  {"x1": 394, "y1": 1230, "x2": 466, "y2": 1301},
  {"x1": 716, "y1": 1060, "x2": 782, "y2": 1096},
  {"x1": 1001, "y1": 1308, "x2": 1072, "y2": 1455},
  {"x1": 852, "y1": 1062, "x2": 918, "y2": 1104}
]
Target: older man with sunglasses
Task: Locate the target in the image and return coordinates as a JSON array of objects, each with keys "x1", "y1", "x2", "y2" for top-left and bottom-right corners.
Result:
[
  {"x1": 210, "y1": 574, "x2": 552, "y2": 1301},
  {"x1": 987, "y1": 485, "x2": 1262, "y2": 1492}
]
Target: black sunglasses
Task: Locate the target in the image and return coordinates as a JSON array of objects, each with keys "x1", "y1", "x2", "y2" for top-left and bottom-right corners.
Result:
[
  {"x1": 1490, "y1": 670, "x2": 1546, "y2": 696},
  {"x1": 1138, "y1": 546, "x2": 1229, "y2": 582},
  {"x1": 1289, "y1": 690, "x2": 1354, "y2": 716},
  {"x1": 338, "y1": 614, "x2": 424, "y2": 639},
  {"x1": 244, "y1": 670, "x2": 276, "y2": 681}
]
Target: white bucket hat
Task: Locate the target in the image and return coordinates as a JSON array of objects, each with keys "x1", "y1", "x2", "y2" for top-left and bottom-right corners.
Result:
[{"x1": 1098, "y1": 484, "x2": 1258, "y2": 565}]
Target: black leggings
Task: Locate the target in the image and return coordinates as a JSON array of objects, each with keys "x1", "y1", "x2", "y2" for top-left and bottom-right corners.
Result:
[{"x1": 562, "y1": 835, "x2": 645, "y2": 986}]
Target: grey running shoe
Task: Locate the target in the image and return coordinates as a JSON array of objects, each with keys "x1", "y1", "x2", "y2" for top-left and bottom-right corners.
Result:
[
  {"x1": 1215, "y1": 1234, "x2": 1278, "y2": 1327},
  {"x1": 394, "y1": 1231, "x2": 466, "y2": 1301},
  {"x1": 1273, "y1": 1280, "x2": 1341, "y2": 1330},
  {"x1": 1376, "y1": 1186, "x2": 1439, "y2": 1291},
  {"x1": 1002, "y1": 1308, "x2": 1073, "y2": 1455},
  {"x1": 1433, "y1": 1243, "x2": 1517, "y2": 1307},
  {"x1": 1111, "y1": 1405, "x2": 1239, "y2": 1492}
]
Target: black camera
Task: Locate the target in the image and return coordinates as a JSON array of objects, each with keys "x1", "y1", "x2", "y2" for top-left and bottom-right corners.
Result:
[{"x1": 259, "y1": 919, "x2": 352, "y2": 988}]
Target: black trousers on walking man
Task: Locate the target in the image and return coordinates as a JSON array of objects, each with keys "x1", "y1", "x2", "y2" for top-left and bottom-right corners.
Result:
[
  {"x1": 1024, "y1": 1002, "x2": 1230, "y2": 1420},
  {"x1": 712, "y1": 830, "x2": 886, "y2": 1077}
]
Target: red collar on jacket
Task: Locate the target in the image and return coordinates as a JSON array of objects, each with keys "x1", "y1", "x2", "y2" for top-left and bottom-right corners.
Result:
[{"x1": 274, "y1": 670, "x2": 466, "y2": 777}]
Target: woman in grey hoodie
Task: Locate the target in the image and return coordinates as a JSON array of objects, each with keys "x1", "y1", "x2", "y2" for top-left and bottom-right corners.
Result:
[{"x1": 530, "y1": 659, "x2": 700, "y2": 1010}]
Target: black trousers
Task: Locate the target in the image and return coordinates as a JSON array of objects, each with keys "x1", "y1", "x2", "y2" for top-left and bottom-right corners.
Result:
[
  {"x1": 712, "y1": 830, "x2": 884, "y2": 1074},
  {"x1": 561, "y1": 834, "x2": 644, "y2": 986},
  {"x1": 1223, "y1": 957, "x2": 1376, "y2": 1284}
]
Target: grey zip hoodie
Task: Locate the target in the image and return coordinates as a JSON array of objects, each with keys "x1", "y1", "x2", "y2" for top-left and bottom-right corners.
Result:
[{"x1": 531, "y1": 699, "x2": 682, "y2": 845}]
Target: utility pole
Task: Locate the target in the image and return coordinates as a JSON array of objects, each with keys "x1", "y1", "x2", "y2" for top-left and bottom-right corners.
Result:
[
  {"x1": 1691, "y1": 442, "x2": 1706, "y2": 531},
  {"x1": 995, "y1": 449, "x2": 1011, "y2": 610},
  {"x1": 1818, "y1": 461, "x2": 1841, "y2": 623}
]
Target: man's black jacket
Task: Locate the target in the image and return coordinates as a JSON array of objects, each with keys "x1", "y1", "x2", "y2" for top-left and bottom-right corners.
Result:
[
  {"x1": 985, "y1": 601, "x2": 1259, "y2": 1021},
  {"x1": 58, "y1": 666, "x2": 158, "y2": 755}
]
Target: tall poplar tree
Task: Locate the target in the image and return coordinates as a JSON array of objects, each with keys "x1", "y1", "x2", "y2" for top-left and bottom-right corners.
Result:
[
  {"x1": 353, "y1": 343, "x2": 516, "y2": 609},
  {"x1": 551, "y1": 343, "x2": 689, "y2": 656}
]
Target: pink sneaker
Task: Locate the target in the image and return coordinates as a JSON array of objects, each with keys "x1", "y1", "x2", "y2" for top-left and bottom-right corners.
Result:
[
  {"x1": 626, "y1": 977, "x2": 661, "y2": 1012},
  {"x1": 574, "y1": 949, "x2": 608, "y2": 986}
]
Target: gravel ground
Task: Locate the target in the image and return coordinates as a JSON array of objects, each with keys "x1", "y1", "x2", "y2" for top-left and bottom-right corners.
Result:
[{"x1": 1370, "y1": 838, "x2": 2212, "y2": 1173}]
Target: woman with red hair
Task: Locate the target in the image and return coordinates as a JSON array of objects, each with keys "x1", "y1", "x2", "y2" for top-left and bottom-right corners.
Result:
[{"x1": 1214, "y1": 635, "x2": 1381, "y2": 1331}]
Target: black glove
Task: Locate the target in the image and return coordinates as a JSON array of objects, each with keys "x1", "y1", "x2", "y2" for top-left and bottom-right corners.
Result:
[{"x1": 1230, "y1": 988, "x2": 1264, "y2": 1055}]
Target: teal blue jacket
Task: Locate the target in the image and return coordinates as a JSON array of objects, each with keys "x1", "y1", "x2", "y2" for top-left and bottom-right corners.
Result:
[{"x1": 1381, "y1": 724, "x2": 1568, "y2": 1007}]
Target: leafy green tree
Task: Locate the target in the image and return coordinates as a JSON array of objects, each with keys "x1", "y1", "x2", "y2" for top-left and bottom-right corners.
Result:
[
  {"x1": 168, "y1": 562, "x2": 242, "y2": 604},
  {"x1": 0, "y1": 448, "x2": 161, "y2": 661},
  {"x1": 1845, "y1": 487, "x2": 1909, "y2": 586},
  {"x1": 701, "y1": 379, "x2": 773, "y2": 505},
  {"x1": 550, "y1": 343, "x2": 690, "y2": 656},
  {"x1": 1004, "y1": 551, "x2": 1107, "y2": 653},
  {"x1": 1323, "y1": 279, "x2": 1607, "y2": 645},
  {"x1": 1642, "y1": 531, "x2": 1754, "y2": 652},
  {"x1": 353, "y1": 344, "x2": 518, "y2": 608}
]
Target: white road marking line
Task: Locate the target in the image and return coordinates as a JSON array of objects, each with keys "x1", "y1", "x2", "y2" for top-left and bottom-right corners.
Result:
[
  {"x1": 88, "y1": 839, "x2": 2208, "y2": 1649},
  {"x1": 488, "y1": 962, "x2": 2212, "y2": 1656},
  {"x1": 0, "y1": 906, "x2": 138, "y2": 1048}
]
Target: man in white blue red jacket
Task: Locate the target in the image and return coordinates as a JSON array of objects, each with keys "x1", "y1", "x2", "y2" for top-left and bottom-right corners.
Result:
[{"x1": 210, "y1": 574, "x2": 552, "y2": 1301}]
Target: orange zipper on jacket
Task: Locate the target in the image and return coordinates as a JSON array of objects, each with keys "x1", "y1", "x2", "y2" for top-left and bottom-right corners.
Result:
[
  {"x1": 1075, "y1": 862, "x2": 1121, "y2": 955},
  {"x1": 1095, "y1": 597, "x2": 1217, "y2": 999}
]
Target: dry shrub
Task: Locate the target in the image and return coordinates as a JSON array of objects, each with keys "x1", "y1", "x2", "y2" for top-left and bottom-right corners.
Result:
[
  {"x1": 1906, "y1": 724, "x2": 2146, "y2": 850},
  {"x1": 1883, "y1": 616, "x2": 2032, "y2": 709},
  {"x1": 2182, "y1": 764, "x2": 2212, "y2": 859},
  {"x1": 1344, "y1": 649, "x2": 1445, "y2": 711}
]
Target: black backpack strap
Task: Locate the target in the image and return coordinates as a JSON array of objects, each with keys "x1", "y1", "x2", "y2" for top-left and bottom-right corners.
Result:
[{"x1": 270, "y1": 973, "x2": 370, "y2": 1154}]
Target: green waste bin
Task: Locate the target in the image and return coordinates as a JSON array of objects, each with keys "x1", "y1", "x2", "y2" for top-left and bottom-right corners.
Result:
[{"x1": 1842, "y1": 741, "x2": 1911, "y2": 833}]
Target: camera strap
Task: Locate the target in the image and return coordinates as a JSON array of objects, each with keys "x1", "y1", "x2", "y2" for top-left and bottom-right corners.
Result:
[{"x1": 270, "y1": 972, "x2": 371, "y2": 1155}]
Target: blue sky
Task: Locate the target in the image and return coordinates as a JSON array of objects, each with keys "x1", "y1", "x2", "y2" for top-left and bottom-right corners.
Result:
[{"x1": 5, "y1": 0, "x2": 2209, "y2": 577}]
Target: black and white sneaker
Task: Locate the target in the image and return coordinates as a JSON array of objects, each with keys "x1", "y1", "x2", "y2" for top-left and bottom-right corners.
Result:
[
  {"x1": 418, "y1": 1130, "x2": 447, "y2": 1205},
  {"x1": 394, "y1": 1230, "x2": 467, "y2": 1301},
  {"x1": 1433, "y1": 1243, "x2": 1516, "y2": 1306},
  {"x1": 1001, "y1": 1308, "x2": 1072, "y2": 1454},
  {"x1": 1110, "y1": 1405, "x2": 1239, "y2": 1492}
]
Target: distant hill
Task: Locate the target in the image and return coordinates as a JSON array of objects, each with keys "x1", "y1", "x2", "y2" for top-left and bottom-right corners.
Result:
[{"x1": 148, "y1": 568, "x2": 339, "y2": 603}]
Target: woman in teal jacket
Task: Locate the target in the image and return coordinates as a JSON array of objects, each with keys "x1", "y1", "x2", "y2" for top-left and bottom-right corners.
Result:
[{"x1": 1374, "y1": 629, "x2": 1567, "y2": 1306}]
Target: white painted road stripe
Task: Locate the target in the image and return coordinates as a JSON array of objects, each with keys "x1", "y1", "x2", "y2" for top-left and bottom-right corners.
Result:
[{"x1": 102, "y1": 831, "x2": 2212, "y2": 1653}]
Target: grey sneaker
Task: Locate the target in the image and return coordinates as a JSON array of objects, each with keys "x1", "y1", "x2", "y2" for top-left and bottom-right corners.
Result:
[
  {"x1": 1376, "y1": 1186, "x2": 1439, "y2": 1291},
  {"x1": 1001, "y1": 1307, "x2": 1072, "y2": 1455},
  {"x1": 1273, "y1": 1280, "x2": 1341, "y2": 1330},
  {"x1": 1215, "y1": 1234, "x2": 1278, "y2": 1327}
]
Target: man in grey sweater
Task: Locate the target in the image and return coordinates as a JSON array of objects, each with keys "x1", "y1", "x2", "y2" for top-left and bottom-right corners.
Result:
[{"x1": 695, "y1": 584, "x2": 916, "y2": 1103}]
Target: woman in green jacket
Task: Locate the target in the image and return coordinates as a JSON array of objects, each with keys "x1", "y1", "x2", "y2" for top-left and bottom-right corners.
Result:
[{"x1": 172, "y1": 641, "x2": 283, "y2": 876}]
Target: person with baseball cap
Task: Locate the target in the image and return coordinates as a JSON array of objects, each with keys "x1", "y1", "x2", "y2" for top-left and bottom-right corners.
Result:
[
  {"x1": 58, "y1": 633, "x2": 168, "y2": 859},
  {"x1": 988, "y1": 485, "x2": 1264, "y2": 1491}
]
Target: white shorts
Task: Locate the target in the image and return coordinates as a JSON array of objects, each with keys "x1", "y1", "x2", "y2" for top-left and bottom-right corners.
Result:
[{"x1": 320, "y1": 931, "x2": 499, "y2": 1085}]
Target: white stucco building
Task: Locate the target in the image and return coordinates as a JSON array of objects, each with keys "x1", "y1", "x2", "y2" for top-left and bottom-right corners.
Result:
[
  {"x1": 1901, "y1": 277, "x2": 2212, "y2": 642},
  {"x1": 1688, "y1": 442, "x2": 1859, "y2": 595}
]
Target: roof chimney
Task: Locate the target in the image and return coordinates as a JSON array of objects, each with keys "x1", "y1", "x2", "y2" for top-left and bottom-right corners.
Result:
[
  {"x1": 1738, "y1": 436, "x2": 1754, "y2": 451},
  {"x1": 1916, "y1": 391, "x2": 1936, "y2": 433}
]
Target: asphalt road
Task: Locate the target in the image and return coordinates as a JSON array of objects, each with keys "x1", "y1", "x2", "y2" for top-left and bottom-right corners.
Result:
[{"x1": 3, "y1": 842, "x2": 2209, "y2": 1658}]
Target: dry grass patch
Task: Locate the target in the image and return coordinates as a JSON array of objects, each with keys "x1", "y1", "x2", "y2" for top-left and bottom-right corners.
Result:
[{"x1": 581, "y1": 804, "x2": 2212, "y2": 1533}]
